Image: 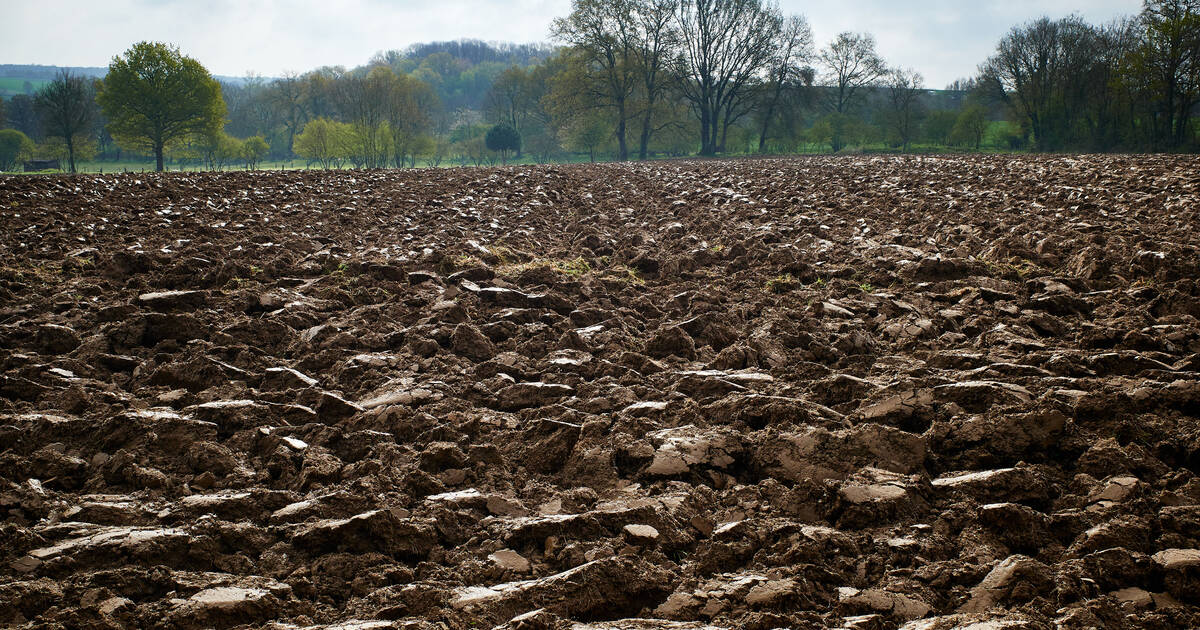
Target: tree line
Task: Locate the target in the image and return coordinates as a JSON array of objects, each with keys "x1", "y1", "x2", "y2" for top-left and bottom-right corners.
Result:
[{"x1": 1, "y1": 0, "x2": 1197, "y2": 173}]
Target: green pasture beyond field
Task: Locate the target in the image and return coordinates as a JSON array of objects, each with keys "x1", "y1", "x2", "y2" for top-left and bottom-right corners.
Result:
[
  {"x1": 7, "y1": 119, "x2": 1027, "y2": 175},
  {"x1": 0, "y1": 77, "x2": 50, "y2": 95}
]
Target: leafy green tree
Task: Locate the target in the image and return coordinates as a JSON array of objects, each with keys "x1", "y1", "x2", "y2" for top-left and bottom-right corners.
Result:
[
  {"x1": 192, "y1": 129, "x2": 243, "y2": 170},
  {"x1": 96, "y1": 41, "x2": 226, "y2": 171},
  {"x1": 241, "y1": 136, "x2": 270, "y2": 169},
  {"x1": 1124, "y1": 0, "x2": 1200, "y2": 148},
  {"x1": 7, "y1": 95, "x2": 41, "y2": 140},
  {"x1": 0, "y1": 129, "x2": 35, "y2": 171},
  {"x1": 561, "y1": 113, "x2": 610, "y2": 161},
  {"x1": 34, "y1": 71, "x2": 97, "y2": 173},
  {"x1": 449, "y1": 123, "x2": 490, "y2": 166},
  {"x1": 951, "y1": 104, "x2": 988, "y2": 149},
  {"x1": 0, "y1": 97, "x2": 6, "y2": 128},
  {"x1": 294, "y1": 118, "x2": 353, "y2": 169},
  {"x1": 551, "y1": 0, "x2": 639, "y2": 160},
  {"x1": 485, "y1": 123, "x2": 521, "y2": 163},
  {"x1": 923, "y1": 110, "x2": 958, "y2": 146}
]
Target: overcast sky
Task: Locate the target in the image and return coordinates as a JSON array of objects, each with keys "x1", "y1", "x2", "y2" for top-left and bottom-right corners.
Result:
[{"x1": 4, "y1": 0, "x2": 1142, "y2": 88}]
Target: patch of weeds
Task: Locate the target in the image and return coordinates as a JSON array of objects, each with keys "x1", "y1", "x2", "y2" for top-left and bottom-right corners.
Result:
[
  {"x1": 497, "y1": 256, "x2": 593, "y2": 278},
  {"x1": 434, "y1": 253, "x2": 483, "y2": 275},
  {"x1": 765, "y1": 273, "x2": 798, "y2": 294},
  {"x1": 552, "y1": 257, "x2": 591, "y2": 276},
  {"x1": 0, "y1": 262, "x2": 55, "y2": 284},
  {"x1": 488, "y1": 245, "x2": 519, "y2": 265},
  {"x1": 859, "y1": 282, "x2": 874, "y2": 293},
  {"x1": 603, "y1": 264, "x2": 645, "y2": 285}
]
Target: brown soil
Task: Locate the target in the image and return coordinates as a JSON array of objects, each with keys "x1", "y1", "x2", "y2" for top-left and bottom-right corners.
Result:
[{"x1": 1, "y1": 155, "x2": 1199, "y2": 630}]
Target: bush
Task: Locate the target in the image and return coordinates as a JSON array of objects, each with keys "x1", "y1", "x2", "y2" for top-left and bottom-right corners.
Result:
[
  {"x1": 0, "y1": 129, "x2": 34, "y2": 171},
  {"x1": 242, "y1": 136, "x2": 270, "y2": 169},
  {"x1": 485, "y1": 124, "x2": 521, "y2": 163}
]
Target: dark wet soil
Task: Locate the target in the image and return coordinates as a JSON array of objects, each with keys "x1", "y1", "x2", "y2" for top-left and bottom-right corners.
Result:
[{"x1": 1, "y1": 155, "x2": 1199, "y2": 629}]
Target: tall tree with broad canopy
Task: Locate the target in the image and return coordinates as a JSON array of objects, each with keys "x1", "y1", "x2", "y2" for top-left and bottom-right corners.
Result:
[
  {"x1": 34, "y1": 70, "x2": 97, "y2": 173},
  {"x1": 979, "y1": 17, "x2": 1102, "y2": 151},
  {"x1": 630, "y1": 0, "x2": 679, "y2": 160},
  {"x1": 674, "y1": 0, "x2": 783, "y2": 156},
  {"x1": 1128, "y1": 0, "x2": 1200, "y2": 148},
  {"x1": 97, "y1": 42, "x2": 226, "y2": 171},
  {"x1": 552, "y1": 0, "x2": 640, "y2": 161}
]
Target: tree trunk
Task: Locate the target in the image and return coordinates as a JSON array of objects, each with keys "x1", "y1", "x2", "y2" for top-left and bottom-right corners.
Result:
[
  {"x1": 759, "y1": 82, "x2": 784, "y2": 153},
  {"x1": 155, "y1": 142, "x2": 165, "y2": 172},
  {"x1": 758, "y1": 111, "x2": 771, "y2": 153},
  {"x1": 66, "y1": 136, "x2": 76, "y2": 173},
  {"x1": 638, "y1": 108, "x2": 652, "y2": 161},
  {"x1": 699, "y1": 104, "x2": 714, "y2": 156},
  {"x1": 615, "y1": 97, "x2": 628, "y2": 161}
]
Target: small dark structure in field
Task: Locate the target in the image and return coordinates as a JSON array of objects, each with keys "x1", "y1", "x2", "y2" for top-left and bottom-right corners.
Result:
[{"x1": 24, "y1": 159, "x2": 61, "y2": 172}]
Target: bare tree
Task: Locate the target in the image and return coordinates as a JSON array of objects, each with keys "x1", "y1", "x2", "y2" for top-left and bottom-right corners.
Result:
[
  {"x1": 886, "y1": 68, "x2": 924, "y2": 151},
  {"x1": 820, "y1": 32, "x2": 887, "y2": 115},
  {"x1": 271, "y1": 72, "x2": 308, "y2": 156},
  {"x1": 338, "y1": 66, "x2": 395, "y2": 168},
  {"x1": 34, "y1": 70, "x2": 96, "y2": 173},
  {"x1": 485, "y1": 66, "x2": 536, "y2": 141},
  {"x1": 675, "y1": 0, "x2": 783, "y2": 156},
  {"x1": 757, "y1": 14, "x2": 813, "y2": 152},
  {"x1": 816, "y1": 32, "x2": 886, "y2": 151}
]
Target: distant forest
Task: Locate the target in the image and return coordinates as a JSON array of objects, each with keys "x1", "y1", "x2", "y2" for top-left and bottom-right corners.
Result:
[{"x1": 1, "y1": 0, "x2": 1198, "y2": 171}]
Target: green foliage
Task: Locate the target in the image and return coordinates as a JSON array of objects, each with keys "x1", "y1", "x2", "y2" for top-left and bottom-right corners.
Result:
[
  {"x1": 241, "y1": 136, "x2": 270, "y2": 169},
  {"x1": 485, "y1": 123, "x2": 521, "y2": 163},
  {"x1": 951, "y1": 105, "x2": 988, "y2": 149},
  {"x1": 96, "y1": 41, "x2": 226, "y2": 171},
  {"x1": 923, "y1": 110, "x2": 958, "y2": 146},
  {"x1": 560, "y1": 113, "x2": 610, "y2": 162},
  {"x1": 37, "y1": 136, "x2": 96, "y2": 164},
  {"x1": 188, "y1": 130, "x2": 243, "y2": 171},
  {"x1": 0, "y1": 129, "x2": 35, "y2": 171},
  {"x1": 294, "y1": 118, "x2": 353, "y2": 169},
  {"x1": 449, "y1": 125, "x2": 492, "y2": 166}
]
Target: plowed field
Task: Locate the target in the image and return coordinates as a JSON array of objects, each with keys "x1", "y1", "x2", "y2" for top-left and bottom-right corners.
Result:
[{"x1": 2, "y1": 155, "x2": 1200, "y2": 629}]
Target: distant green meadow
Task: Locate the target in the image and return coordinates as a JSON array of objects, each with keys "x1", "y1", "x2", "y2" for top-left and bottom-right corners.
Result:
[{"x1": 0, "y1": 77, "x2": 50, "y2": 96}]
